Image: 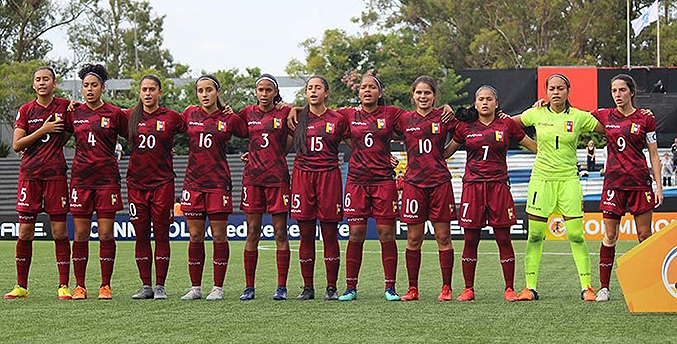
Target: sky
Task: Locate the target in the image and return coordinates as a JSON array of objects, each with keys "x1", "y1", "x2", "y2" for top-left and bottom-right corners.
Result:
[{"x1": 44, "y1": 0, "x2": 367, "y2": 77}]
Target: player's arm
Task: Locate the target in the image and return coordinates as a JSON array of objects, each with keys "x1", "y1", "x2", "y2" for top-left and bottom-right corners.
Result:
[
  {"x1": 511, "y1": 114, "x2": 524, "y2": 128},
  {"x1": 647, "y1": 136, "x2": 663, "y2": 208},
  {"x1": 593, "y1": 121, "x2": 605, "y2": 134},
  {"x1": 287, "y1": 106, "x2": 304, "y2": 131},
  {"x1": 13, "y1": 114, "x2": 64, "y2": 152},
  {"x1": 518, "y1": 135, "x2": 537, "y2": 153},
  {"x1": 284, "y1": 134, "x2": 294, "y2": 154},
  {"x1": 444, "y1": 139, "x2": 462, "y2": 159}
]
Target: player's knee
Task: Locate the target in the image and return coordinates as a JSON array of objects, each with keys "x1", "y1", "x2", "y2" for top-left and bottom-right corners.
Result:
[
  {"x1": 637, "y1": 230, "x2": 652, "y2": 243},
  {"x1": 189, "y1": 233, "x2": 205, "y2": 243},
  {"x1": 408, "y1": 236, "x2": 423, "y2": 249},
  {"x1": 378, "y1": 230, "x2": 395, "y2": 242},
  {"x1": 567, "y1": 230, "x2": 585, "y2": 244},
  {"x1": 18, "y1": 224, "x2": 35, "y2": 241},
  {"x1": 527, "y1": 231, "x2": 545, "y2": 244},
  {"x1": 98, "y1": 232, "x2": 114, "y2": 241}
]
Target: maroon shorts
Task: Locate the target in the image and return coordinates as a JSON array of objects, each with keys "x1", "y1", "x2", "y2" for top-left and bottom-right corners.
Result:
[
  {"x1": 240, "y1": 184, "x2": 290, "y2": 214},
  {"x1": 70, "y1": 186, "x2": 123, "y2": 215},
  {"x1": 344, "y1": 180, "x2": 398, "y2": 220},
  {"x1": 128, "y1": 182, "x2": 175, "y2": 223},
  {"x1": 290, "y1": 168, "x2": 343, "y2": 222},
  {"x1": 600, "y1": 187, "x2": 655, "y2": 218},
  {"x1": 181, "y1": 189, "x2": 233, "y2": 215},
  {"x1": 459, "y1": 181, "x2": 517, "y2": 228},
  {"x1": 400, "y1": 181, "x2": 456, "y2": 224},
  {"x1": 16, "y1": 179, "x2": 68, "y2": 215}
]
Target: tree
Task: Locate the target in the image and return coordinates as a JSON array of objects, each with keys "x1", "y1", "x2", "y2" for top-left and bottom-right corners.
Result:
[
  {"x1": 68, "y1": 0, "x2": 187, "y2": 79},
  {"x1": 286, "y1": 29, "x2": 467, "y2": 109}
]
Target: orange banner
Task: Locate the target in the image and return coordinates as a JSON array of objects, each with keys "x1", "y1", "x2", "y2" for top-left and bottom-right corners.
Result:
[
  {"x1": 545, "y1": 213, "x2": 677, "y2": 241},
  {"x1": 537, "y1": 67, "x2": 598, "y2": 111}
]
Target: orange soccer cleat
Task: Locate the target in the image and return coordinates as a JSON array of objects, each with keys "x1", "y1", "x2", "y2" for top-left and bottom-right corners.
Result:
[
  {"x1": 581, "y1": 286, "x2": 596, "y2": 301},
  {"x1": 72, "y1": 285, "x2": 87, "y2": 300},
  {"x1": 98, "y1": 285, "x2": 112, "y2": 300},
  {"x1": 504, "y1": 287, "x2": 518, "y2": 302},
  {"x1": 516, "y1": 287, "x2": 539, "y2": 301},
  {"x1": 455, "y1": 288, "x2": 475, "y2": 301},
  {"x1": 400, "y1": 286, "x2": 419, "y2": 301},
  {"x1": 437, "y1": 285, "x2": 453, "y2": 301}
]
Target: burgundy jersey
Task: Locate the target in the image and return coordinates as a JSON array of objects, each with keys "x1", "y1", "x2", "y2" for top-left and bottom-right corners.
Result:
[
  {"x1": 291, "y1": 109, "x2": 349, "y2": 171},
  {"x1": 182, "y1": 106, "x2": 247, "y2": 192},
  {"x1": 126, "y1": 107, "x2": 186, "y2": 189},
  {"x1": 15, "y1": 98, "x2": 70, "y2": 181},
  {"x1": 453, "y1": 117, "x2": 526, "y2": 182},
  {"x1": 66, "y1": 103, "x2": 128, "y2": 189},
  {"x1": 340, "y1": 106, "x2": 405, "y2": 185},
  {"x1": 592, "y1": 108, "x2": 656, "y2": 190},
  {"x1": 238, "y1": 105, "x2": 291, "y2": 187},
  {"x1": 395, "y1": 109, "x2": 457, "y2": 188}
]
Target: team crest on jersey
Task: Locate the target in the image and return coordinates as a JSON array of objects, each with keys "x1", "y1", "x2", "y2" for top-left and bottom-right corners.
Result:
[
  {"x1": 101, "y1": 117, "x2": 111, "y2": 128},
  {"x1": 495, "y1": 131, "x2": 504, "y2": 141},
  {"x1": 223, "y1": 195, "x2": 229, "y2": 207},
  {"x1": 282, "y1": 194, "x2": 289, "y2": 206},
  {"x1": 111, "y1": 194, "x2": 117, "y2": 206},
  {"x1": 631, "y1": 123, "x2": 641, "y2": 134},
  {"x1": 336, "y1": 203, "x2": 341, "y2": 215},
  {"x1": 54, "y1": 113, "x2": 63, "y2": 121},
  {"x1": 508, "y1": 207, "x2": 514, "y2": 220},
  {"x1": 565, "y1": 121, "x2": 574, "y2": 132},
  {"x1": 431, "y1": 122, "x2": 440, "y2": 134},
  {"x1": 325, "y1": 122, "x2": 335, "y2": 133},
  {"x1": 392, "y1": 201, "x2": 397, "y2": 213},
  {"x1": 156, "y1": 120, "x2": 165, "y2": 132},
  {"x1": 218, "y1": 120, "x2": 227, "y2": 132},
  {"x1": 645, "y1": 192, "x2": 652, "y2": 203},
  {"x1": 61, "y1": 197, "x2": 67, "y2": 208},
  {"x1": 377, "y1": 118, "x2": 386, "y2": 129},
  {"x1": 273, "y1": 118, "x2": 282, "y2": 129}
]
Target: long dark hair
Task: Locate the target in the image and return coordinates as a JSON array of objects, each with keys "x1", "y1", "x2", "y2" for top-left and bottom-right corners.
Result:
[
  {"x1": 546, "y1": 73, "x2": 571, "y2": 113},
  {"x1": 129, "y1": 75, "x2": 162, "y2": 140},
  {"x1": 611, "y1": 74, "x2": 637, "y2": 106},
  {"x1": 294, "y1": 76, "x2": 329, "y2": 154},
  {"x1": 196, "y1": 74, "x2": 224, "y2": 110},
  {"x1": 361, "y1": 75, "x2": 385, "y2": 106},
  {"x1": 256, "y1": 73, "x2": 283, "y2": 105}
]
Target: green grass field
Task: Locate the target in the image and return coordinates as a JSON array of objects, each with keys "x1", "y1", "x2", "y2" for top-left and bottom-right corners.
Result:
[{"x1": 1, "y1": 240, "x2": 675, "y2": 343}]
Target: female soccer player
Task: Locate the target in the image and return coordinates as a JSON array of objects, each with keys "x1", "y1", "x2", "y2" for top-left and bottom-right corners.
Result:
[
  {"x1": 592, "y1": 74, "x2": 663, "y2": 302},
  {"x1": 4, "y1": 67, "x2": 72, "y2": 300},
  {"x1": 237, "y1": 74, "x2": 293, "y2": 301},
  {"x1": 66, "y1": 64, "x2": 127, "y2": 300},
  {"x1": 444, "y1": 85, "x2": 537, "y2": 302},
  {"x1": 179, "y1": 75, "x2": 247, "y2": 301},
  {"x1": 292, "y1": 76, "x2": 349, "y2": 300},
  {"x1": 512, "y1": 73, "x2": 604, "y2": 301},
  {"x1": 126, "y1": 75, "x2": 186, "y2": 300},
  {"x1": 395, "y1": 76, "x2": 457, "y2": 301}
]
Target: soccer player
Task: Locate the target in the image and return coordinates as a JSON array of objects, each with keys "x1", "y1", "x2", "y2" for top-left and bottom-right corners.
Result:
[
  {"x1": 395, "y1": 76, "x2": 457, "y2": 301},
  {"x1": 512, "y1": 73, "x2": 604, "y2": 301},
  {"x1": 592, "y1": 74, "x2": 663, "y2": 302},
  {"x1": 4, "y1": 66, "x2": 72, "y2": 300},
  {"x1": 237, "y1": 74, "x2": 293, "y2": 301},
  {"x1": 65, "y1": 64, "x2": 128, "y2": 300},
  {"x1": 126, "y1": 75, "x2": 186, "y2": 300},
  {"x1": 444, "y1": 85, "x2": 537, "y2": 302},
  {"x1": 180, "y1": 75, "x2": 247, "y2": 301},
  {"x1": 291, "y1": 76, "x2": 349, "y2": 301}
]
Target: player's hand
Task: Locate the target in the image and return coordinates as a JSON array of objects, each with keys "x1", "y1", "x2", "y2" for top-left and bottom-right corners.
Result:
[
  {"x1": 355, "y1": 104, "x2": 363, "y2": 112},
  {"x1": 532, "y1": 99, "x2": 548, "y2": 108},
  {"x1": 440, "y1": 104, "x2": 455, "y2": 123},
  {"x1": 240, "y1": 151, "x2": 250, "y2": 164},
  {"x1": 275, "y1": 102, "x2": 290, "y2": 110},
  {"x1": 640, "y1": 108, "x2": 654, "y2": 117},
  {"x1": 654, "y1": 188, "x2": 663, "y2": 208},
  {"x1": 222, "y1": 105, "x2": 234, "y2": 115},
  {"x1": 41, "y1": 114, "x2": 64, "y2": 133},
  {"x1": 390, "y1": 154, "x2": 399, "y2": 169},
  {"x1": 287, "y1": 108, "x2": 299, "y2": 131},
  {"x1": 67, "y1": 100, "x2": 81, "y2": 112},
  {"x1": 497, "y1": 109, "x2": 509, "y2": 119}
]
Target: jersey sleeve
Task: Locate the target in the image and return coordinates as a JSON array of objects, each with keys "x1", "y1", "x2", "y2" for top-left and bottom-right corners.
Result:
[
  {"x1": 14, "y1": 106, "x2": 28, "y2": 131},
  {"x1": 578, "y1": 110, "x2": 599, "y2": 133},
  {"x1": 237, "y1": 106, "x2": 251, "y2": 122},
  {"x1": 393, "y1": 114, "x2": 404, "y2": 136},
  {"x1": 388, "y1": 106, "x2": 406, "y2": 123},
  {"x1": 115, "y1": 108, "x2": 129, "y2": 138},
  {"x1": 228, "y1": 113, "x2": 248, "y2": 138},
  {"x1": 520, "y1": 108, "x2": 537, "y2": 127},
  {"x1": 339, "y1": 112, "x2": 350, "y2": 139},
  {"x1": 175, "y1": 110, "x2": 188, "y2": 134},
  {"x1": 590, "y1": 109, "x2": 607, "y2": 125},
  {"x1": 646, "y1": 113, "x2": 657, "y2": 132},
  {"x1": 452, "y1": 122, "x2": 466, "y2": 143},
  {"x1": 509, "y1": 118, "x2": 526, "y2": 142}
]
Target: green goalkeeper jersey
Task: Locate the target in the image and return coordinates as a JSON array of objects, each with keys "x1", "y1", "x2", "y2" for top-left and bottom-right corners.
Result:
[{"x1": 521, "y1": 106, "x2": 598, "y2": 181}]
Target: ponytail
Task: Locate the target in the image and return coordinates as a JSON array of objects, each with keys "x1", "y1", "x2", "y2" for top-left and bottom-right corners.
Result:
[
  {"x1": 294, "y1": 105, "x2": 310, "y2": 154},
  {"x1": 129, "y1": 75, "x2": 162, "y2": 141}
]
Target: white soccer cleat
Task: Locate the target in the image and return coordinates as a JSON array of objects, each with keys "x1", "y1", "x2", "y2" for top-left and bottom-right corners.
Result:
[
  {"x1": 205, "y1": 286, "x2": 224, "y2": 301},
  {"x1": 180, "y1": 287, "x2": 202, "y2": 300},
  {"x1": 595, "y1": 287, "x2": 610, "y2": 302}
]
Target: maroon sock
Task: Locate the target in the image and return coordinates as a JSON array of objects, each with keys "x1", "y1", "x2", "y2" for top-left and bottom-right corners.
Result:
[
  {"x1": 276, "y1": 249, "x2": 290, "y2": 287},
  {"x1": 405, "y1": 248, "x2": 421, "y2": 288},
  {"x1": 599, "y1": 244, "x2": 616, "y2": 289},
  {"x1": 134, "y1": 225, "x2": 153, "y2": 286},
  {"x1": 54, "y1": 237, "x2": 70, "y2": 286},
  {"x1": 72, "y1": 240, "x2": 89, "y2": 288},
  {"x1": 188, "y1": 242, "x2": 205, "y2": 287},
  {"x1": 154, "y1": 227, "x2": 171, "y2": 286},
  {"x1": 15, "y1": 239, "x2": 33, "y2": 288},
  {"x1": 439, "y1": 249, "x2": 454, "y2": 287},
  {"x1": 244, "y1": 249, "x2": 258, "y2": 288},
  {"x1": 213, "y1": 242, "x2": 229, "y2": 287},
  {"x1": 494, "y1": 228, "x2": 515, "y2": 289},
  {"x1": 321, "y1": 222, "x2": 340, "y2": 288},
  {"x1": 381, "y1": 240, "x2": 398, "y2": 289},
  {"x1": 462, "y1": 229, "x2": 481, "y2": 289},
  {"x1": 298, "y1": 220, "x2": 316, "y2": 287},
  {"x1": 345, "y1": 241, "x2": 364, "y2": 290},
  {"x1": 99, "y1": 239, "x2": 116, "y2": 287}
]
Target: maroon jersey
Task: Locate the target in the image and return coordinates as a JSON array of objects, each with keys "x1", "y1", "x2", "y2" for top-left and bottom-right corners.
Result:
[
  {"x1": 291, "y1": 109, "x2": 349, "y2": 171},
  {"x1": 592, "y1": 108, "x2": 656, "y2": 190},
  {"x1": 395, "y1": 109, "x2": 457, "y2": 188},
  {"x1": 126, "y1": 107, "x2": 186, "y2": 189},
  {"x1": 340, "y1": 106, "x2": 405, "y2": 185},
  {"x1": 182, "y1": 106, "x2": 247, "y2": 192},
  {"x1": 238, "y1": 105, "x2": 291, "y2": 187},
  {"x1": 453, "y1": 117, "x2": 525, "y2": 182},
  {"x1": 66, "y1": 103, "x2": 128, "y2": 189},
  {"x1": 15, "y1": 98, "x2": 70, "y2": 181}
]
